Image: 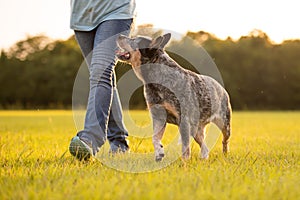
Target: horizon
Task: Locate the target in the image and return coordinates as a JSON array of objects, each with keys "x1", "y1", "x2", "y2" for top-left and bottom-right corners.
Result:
[{"x1": 2, "y1": 27, "x2": 298, "y2": 52}]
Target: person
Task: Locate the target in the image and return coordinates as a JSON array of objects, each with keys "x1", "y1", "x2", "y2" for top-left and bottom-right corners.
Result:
[{"x1": 69, "y1": 0, "x2": 136, "y2": 160}]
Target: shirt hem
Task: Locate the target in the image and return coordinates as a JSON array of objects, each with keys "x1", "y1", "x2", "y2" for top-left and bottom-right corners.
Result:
[{"x1": 70, "y1": 16, "x2": 135, "y2": 32}]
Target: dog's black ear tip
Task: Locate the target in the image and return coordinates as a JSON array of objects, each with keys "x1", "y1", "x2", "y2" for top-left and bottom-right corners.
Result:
[
  {"x1": 164, "y1": 33, "x2": 171, "y2": 38},
  {"x1": 162, "y1": 33, "x2": 171, "y2": 40}
]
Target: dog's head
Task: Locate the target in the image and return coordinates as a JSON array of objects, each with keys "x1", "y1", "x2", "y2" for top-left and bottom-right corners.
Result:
[{"x1": 116, "y1": 33, "x2": 171, "y2": 67}]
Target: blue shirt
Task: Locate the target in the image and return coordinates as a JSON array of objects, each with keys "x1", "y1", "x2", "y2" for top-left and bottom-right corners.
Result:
[{"x1": 70, "y1": 0, "x2": 136, "y2": 31}]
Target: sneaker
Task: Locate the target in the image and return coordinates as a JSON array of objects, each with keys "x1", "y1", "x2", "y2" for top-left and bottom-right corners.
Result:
[
  {"x1": 109, "y1": 142, "x2": 129, "y2": 154},
  {"x1": 69, "y1": 136, "x2": 93, "y2": 161}
]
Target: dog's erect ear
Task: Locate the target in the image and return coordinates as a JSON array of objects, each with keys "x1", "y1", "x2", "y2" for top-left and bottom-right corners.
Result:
[
  {"x1": 117, "y1": 34, "x2": 130, "y2": 49},
  {"x1": 150, "y1": 33, "x2": 171, "y2": 49}
]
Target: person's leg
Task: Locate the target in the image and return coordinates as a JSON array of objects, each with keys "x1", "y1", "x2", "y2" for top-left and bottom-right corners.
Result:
[
  {"x1": 107, "y1": 80, "x2": 129, "y2": 152},
  {"x1": 71, "y1": 19, "x2": 133, "y2": 157},
  {"x1": 69, "y1": 30, "x2": 96, "y2": 160},
  {"x1": 74, "y1": 30, "x2": 96, "y2": 69}
]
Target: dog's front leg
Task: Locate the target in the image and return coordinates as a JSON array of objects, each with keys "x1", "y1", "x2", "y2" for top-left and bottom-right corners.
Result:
[
  {"x1": 179, "y1": 119, "x2": 192, "y2": 160},
  {"x1": 150, "y1": 104, "x2": 167, "y2": 161},
  {"x1": 194, "y1": 125, "x2": 209, "y2": 159}
]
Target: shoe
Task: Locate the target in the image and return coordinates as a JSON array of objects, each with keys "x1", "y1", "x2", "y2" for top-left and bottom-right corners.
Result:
[
  {"x1": 109, "y1": 142, "x2": 129, "y2": 154},
  {"x1": 69, "y1": 136, "x2": 93, "y2": 161}
]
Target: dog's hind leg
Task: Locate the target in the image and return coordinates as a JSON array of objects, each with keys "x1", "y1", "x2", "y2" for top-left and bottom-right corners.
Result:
[
  {"x1": 213, "y1": 112, "x2": 231, "y2": 154},
  {"x1": 220, "y1": 118, "x2": 231, "y2": 154},
  {"x1": 193, "y1": 125, "x2": 209, "y2": 159},
  {"x1": 150, "y1": 105, "x2": 167, "y2": 161}
]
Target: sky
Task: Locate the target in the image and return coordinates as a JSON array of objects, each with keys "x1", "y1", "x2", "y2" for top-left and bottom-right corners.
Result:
[{"x1": 0, "y1": 0, "x2": 300, "y2": 50}]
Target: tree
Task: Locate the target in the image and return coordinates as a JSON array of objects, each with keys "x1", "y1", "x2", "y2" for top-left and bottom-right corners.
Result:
[{"x1": 1, "y1": 28, "x2": 300, "y2": 110}]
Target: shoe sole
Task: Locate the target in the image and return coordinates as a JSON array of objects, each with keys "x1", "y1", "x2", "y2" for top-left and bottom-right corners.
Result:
[{"x1": 69, "y1": 136, "x2": 93, "y2": 161}]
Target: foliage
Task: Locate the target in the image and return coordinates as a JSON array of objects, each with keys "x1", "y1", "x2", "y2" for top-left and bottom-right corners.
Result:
[
  {"x1": 0, "y1": 35, "x2": 82, "y2": 109},
  {"x1": 0, "y1": 28, "x2": 300, "y2": 109},
  {"x1": 188, "y1": 29, "x2": 300, "y2": 109},
  {"x1": 0, "y1": 111, "x2": 299, "y2": 199}
]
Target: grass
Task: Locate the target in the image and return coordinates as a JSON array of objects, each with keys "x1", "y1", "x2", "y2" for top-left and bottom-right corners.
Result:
[{"x1": 0, "y1": 110, "x2": 299, "y2": 199}]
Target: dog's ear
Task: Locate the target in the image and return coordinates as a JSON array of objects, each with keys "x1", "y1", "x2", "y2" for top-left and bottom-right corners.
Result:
[
  {"x1": 150, "y1": 33, "x2": 171, "y2": 49},
  {"x1": 160, "y1": 33, "x2": 171, "y2": 48},
  {"x1": 117, "y1": 34, "x2": 130, "y2": 49}
]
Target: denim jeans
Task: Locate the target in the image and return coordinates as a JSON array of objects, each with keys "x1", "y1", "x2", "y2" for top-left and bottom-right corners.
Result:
[{"x1": 74, "y1": 19, "x2": 133, "y2": 154}]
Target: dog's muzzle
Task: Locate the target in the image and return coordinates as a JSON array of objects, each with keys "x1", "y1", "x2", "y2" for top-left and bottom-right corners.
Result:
[{"x1": 116, "y1": 49, "x2": 131, "y2": 60}]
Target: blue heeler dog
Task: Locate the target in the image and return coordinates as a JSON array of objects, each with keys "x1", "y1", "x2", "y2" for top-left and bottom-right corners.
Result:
[{"x1": 116, "y1": 33, "x2": 232, "y2": 161}]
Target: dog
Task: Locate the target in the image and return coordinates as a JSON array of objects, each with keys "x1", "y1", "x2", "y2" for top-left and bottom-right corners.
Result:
[{"x1": 116, "y1": 33, "x2": 232, "y2": 161}]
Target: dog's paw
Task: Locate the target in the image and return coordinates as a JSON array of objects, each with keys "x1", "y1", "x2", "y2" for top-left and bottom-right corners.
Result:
[
  {"x1": 155, "y1": 153, "x2": 165, "y2": 162},
  {"x1": 223, "y1": 145, "x2": 229, "y2": 154},
  {"x1": 200, "y1": 146, "x2": 209, "y2": 159},
  {"x1": 200, "y1": 153, "x2": 209, "y2": 160}
]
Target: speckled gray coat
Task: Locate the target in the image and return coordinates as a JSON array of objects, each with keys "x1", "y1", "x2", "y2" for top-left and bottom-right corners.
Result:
[{"x1": 117, "y1": 33, "x2": 232, "y2": 161}]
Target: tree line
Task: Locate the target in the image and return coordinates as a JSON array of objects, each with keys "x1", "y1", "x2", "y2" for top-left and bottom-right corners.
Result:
[{"x1": 0, "y1": 28, "x2": 299, "y2": 110}]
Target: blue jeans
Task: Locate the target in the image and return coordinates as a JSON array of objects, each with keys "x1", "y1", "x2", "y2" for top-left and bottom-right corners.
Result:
[{"x1": 74, "y1": 19, "x2": 133, "y2": 154}]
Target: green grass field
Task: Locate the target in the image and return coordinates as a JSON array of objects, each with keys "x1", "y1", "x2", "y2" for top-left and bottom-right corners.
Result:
[{"x1": 0, "y1": 110, "x2": 299, "y2": 199}]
